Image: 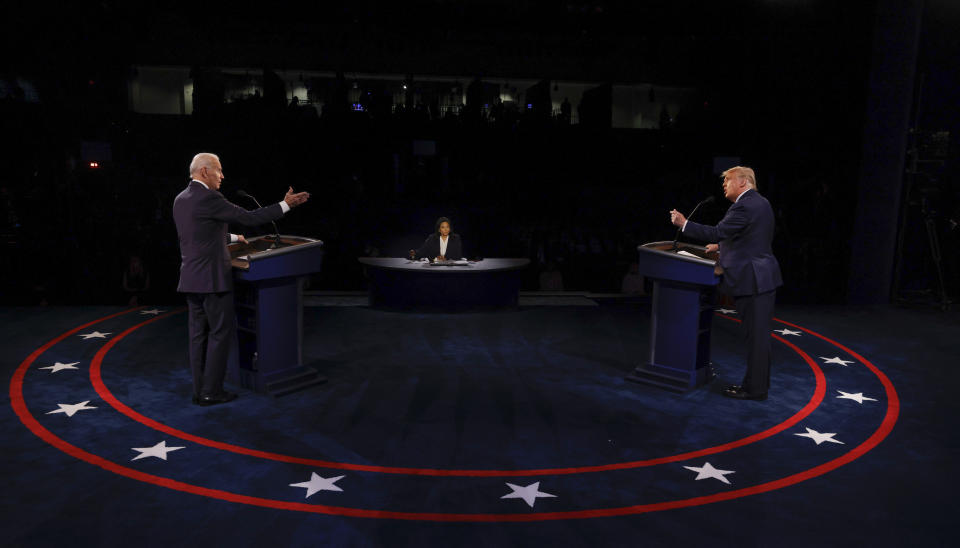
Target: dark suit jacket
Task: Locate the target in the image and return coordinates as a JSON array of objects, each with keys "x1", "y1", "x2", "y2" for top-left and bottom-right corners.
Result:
[
  {"x1": 173, "y1": 181, "x2": 284, "y2": 293},
  {"x1": 414, "y1": 233, "x2": 463, "y2": 260},
  {"x1": 683, "y1": 189, "x2": 782, "y2": 296}
]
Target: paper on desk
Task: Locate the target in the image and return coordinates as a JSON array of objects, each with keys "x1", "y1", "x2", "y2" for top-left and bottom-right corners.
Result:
[{"x1": 676, "y1": 250, "x2": 701, "y2": 258}]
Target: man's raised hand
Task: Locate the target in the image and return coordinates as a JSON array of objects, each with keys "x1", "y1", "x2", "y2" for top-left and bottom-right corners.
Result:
[{"x1": 284, "y1": 186, "x2": 310, "y2": 208}]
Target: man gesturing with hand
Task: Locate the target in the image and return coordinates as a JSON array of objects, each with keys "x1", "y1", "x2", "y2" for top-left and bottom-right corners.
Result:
[
  {"x1": 173, "y1": 152, "x2": 310, "y2": 406},
  {"x1": 670, "y1": 166, "x2": 781, "y2": 401}
]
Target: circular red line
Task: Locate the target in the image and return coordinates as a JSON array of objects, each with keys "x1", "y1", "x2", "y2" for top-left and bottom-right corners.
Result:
[
  {"x1": 10, "y1": 309, "x2": 898, "y2": 521},
  {"x1": 87, "y1": 313, "x2": 825, "y2": 476},
  {"x1": 773, "y1": 316, "x2": 901, "y2": 418}
]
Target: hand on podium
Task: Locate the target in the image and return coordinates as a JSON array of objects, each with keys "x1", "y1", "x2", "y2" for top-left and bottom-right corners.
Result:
[{"x1": 705, "y1": 243, "x2": 718, "y2": 254}]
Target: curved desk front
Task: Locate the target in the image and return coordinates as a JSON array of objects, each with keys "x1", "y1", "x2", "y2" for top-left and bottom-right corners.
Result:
[{"x1": 358, "y1": 258, "x2": 530, "y2": 309}]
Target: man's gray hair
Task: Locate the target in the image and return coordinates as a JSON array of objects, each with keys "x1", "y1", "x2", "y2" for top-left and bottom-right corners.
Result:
[{"x1": 189, "y1": 153, "x2": 220, "y2": 177}]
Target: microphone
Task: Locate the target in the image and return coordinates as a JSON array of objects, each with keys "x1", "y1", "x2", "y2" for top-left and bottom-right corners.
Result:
[
  {"x1": 673, "y1": 195, "x2": 715, "y2": 250},
  {"x1": 236, "y1": 190, "x2": 282, "y2": 249}
]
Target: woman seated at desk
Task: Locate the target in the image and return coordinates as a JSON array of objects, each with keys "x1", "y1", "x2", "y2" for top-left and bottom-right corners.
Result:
[{"x1": 409, "y1": 217, "x2": 463, "y2": 261}]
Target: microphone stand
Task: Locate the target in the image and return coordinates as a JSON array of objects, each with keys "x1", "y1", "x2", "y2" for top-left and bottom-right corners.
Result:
[{"x1": 673, "y1": 196, "x2": 715, "y2": 251}]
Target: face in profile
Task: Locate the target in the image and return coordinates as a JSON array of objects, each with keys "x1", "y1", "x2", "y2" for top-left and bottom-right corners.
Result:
[
  {"x1": 438, "y1": 221, "x2": 451, "y2": 237},
  {"x1": 722, "y1": 174, "x2": 742, "y2": 202},
  {"x1": 200, "y1": 159, "x2": 225, "y2": 191}
]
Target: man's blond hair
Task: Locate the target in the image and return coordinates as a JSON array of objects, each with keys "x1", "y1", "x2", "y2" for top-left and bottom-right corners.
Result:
[{"x1": 723, "y1": 166, "x2": 757, "y2": 190}]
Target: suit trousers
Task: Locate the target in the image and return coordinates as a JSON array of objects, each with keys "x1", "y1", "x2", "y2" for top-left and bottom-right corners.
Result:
[
  {"x1": 185, "y1": 291, "x2": 235, "y2": 397},
  {"x1": 733, "y1": 289, "x2": 777, "y2": 395}
]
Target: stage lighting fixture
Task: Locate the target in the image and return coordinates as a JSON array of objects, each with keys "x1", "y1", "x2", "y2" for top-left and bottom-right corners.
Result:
[{"x1": 88, "y1": 161, "x2": 99, "y2": 169}]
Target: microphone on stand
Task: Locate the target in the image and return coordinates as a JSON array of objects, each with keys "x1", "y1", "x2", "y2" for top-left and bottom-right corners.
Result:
[
  {"x1": 236, "y1": 190, "x2": 282, "y2": 249},
  {"x1": 673, "y1": 195, "x2": 715, "y2": 250}
]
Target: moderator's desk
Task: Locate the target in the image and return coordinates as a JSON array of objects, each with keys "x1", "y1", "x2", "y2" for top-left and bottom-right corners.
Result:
[{"x1": 358, "y1": 258, "x2": 530, "y2": 309}]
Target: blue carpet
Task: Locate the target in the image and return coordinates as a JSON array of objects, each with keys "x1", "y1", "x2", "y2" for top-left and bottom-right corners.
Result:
[{"x1": 1, "y1": 303, "x2": 956, "y2": 546}]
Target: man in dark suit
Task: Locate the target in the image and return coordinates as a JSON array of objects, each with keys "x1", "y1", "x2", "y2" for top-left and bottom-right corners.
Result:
[
  {"x1": 409, "y1": 217, "x2": 463, "y2": 260},
  {"x1": 670, "y1": 166, "x2": 782, "y2": 400},
  {"x1": 173, "y1": 153, "x2": 309, "y2": 406}
]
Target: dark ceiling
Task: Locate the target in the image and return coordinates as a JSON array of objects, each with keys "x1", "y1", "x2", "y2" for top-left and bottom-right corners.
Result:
[{"x1": 6, "y1": 0, "x2": 886, "y2": 84}]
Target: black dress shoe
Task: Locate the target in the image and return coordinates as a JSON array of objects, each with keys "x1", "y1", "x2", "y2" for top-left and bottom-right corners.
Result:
[
  {"x1": 192, "y1": 395, "x2": 200, "y2": 405},
  {"x1": 198, "y1": 391, "x2": 238, "y2": 406},
  {"x1": 722, "y1": 385, "x2": 767, "y2": 401}
]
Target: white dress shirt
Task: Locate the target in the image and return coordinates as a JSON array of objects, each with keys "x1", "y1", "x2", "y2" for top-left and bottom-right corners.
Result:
[{"x1": 439, "y1": 235, "x2": 448, "y2": 257}]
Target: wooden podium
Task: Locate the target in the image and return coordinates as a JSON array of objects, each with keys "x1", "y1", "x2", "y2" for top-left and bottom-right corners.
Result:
[
  {"x1": 626, "y1": 241, "x2": 721, "y2": 392},
  {"x1": 226, "y1": 235, "x2": 325, "y2": 396}
]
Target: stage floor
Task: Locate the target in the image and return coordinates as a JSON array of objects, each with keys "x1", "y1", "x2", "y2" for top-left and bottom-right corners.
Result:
[{"x1": 2, "y1": 301, "x2": 957, "y2": 546}]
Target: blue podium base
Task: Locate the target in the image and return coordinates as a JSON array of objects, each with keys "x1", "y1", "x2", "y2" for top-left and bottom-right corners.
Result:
[
  {"x1": 625, "y1": 361, "x2": 716, "y2": 393},
  {"x1": 236, "y1": 364, "x2": 326, "y2": 397}
]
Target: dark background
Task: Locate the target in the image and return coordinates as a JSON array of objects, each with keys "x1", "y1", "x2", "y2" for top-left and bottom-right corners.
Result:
[{"x1": 1, "y1": 0, "x2": 957, "y2": 306}]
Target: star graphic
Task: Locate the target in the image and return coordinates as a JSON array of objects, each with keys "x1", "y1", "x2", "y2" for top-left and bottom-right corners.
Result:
[
  {"x1": 836, "y1": 390, "x2": 878, "y2": 404},
  {"x1": 78, "y1": 331, "x2": 111, "y2": 340},
  {"x1": 717, "y1": 308, "x2": 737, "y2": 315},
  {"x1": 140, "y1": 309, "x2": 164, "y2": 315},
  {"x1": 774, "y1": 328, "x2": 801, "y2": 336},
  {"x1": 46, "y1": 401, "x2": 97, "y2": 417},
  {"x1": 795, "y1": 427, "x2": 845, "y2": 445},
  {"x1": 131, "y1": 440, "x2": 185, "y2": 461},
  {"x1": 289, "y1": 472, "x2": 345, "y2": 498},
  {"x1": 683, "y1": 462, "x2": 736, "y2": 485},
  {"x1": 820, "y1": 356, "x2": 854, "y2": 366},
  {"x1": 501, "y1": 482, "x2": 557, "y2": 508},
  {"x1": 38, "y1": 361, "x2": 80, "y2": 373}
]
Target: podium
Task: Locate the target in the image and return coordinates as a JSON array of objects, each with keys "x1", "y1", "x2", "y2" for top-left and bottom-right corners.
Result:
[
  {"x1": 226, "y1": 235, "x2": 325, "y2": 395},
  {"x1": 626, "y1": 241, "x2": 721, "y2": 392}
]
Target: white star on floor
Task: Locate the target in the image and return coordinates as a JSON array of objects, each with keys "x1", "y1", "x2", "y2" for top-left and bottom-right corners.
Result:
[
  {"x1": 717, "y1": 308, "x2": 737, "y2": 315},
  {"x1": 774, "y1": 328, "x2": 802, "y2": 336},
  {"x1": 795, "y1": 427, "x2": 845, "y2": 445},
  {"x1": 131, "y1": 440, "x2": 185, "y2": 461},
  {"x1": 46, "y1": 401, "x2": 97, "y2": 417},
  {"x1": 836, "y1": 390, "x2": 878, "y2": 404},
  {"x1": 683, "y1": 462, "x2": 736, "y2": 485},
  {"x1": 78, "y1": 331, "x2": 111, "y2": 340},
  {"x1": 501, "y1": 482, "x2": 557, "y2": 508},
  {"x1": 140, "y1": 309, "x2": 164, "y2": 315},
  {"x1": 38, "y1": 362, "x2": 80, "y2": 373},
  {"x1": 820, "y1": 356, "x2": 854, "y2": 366},
  {"x1": 289, "y1": 472, "x2": 345, "y2": 498}
]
